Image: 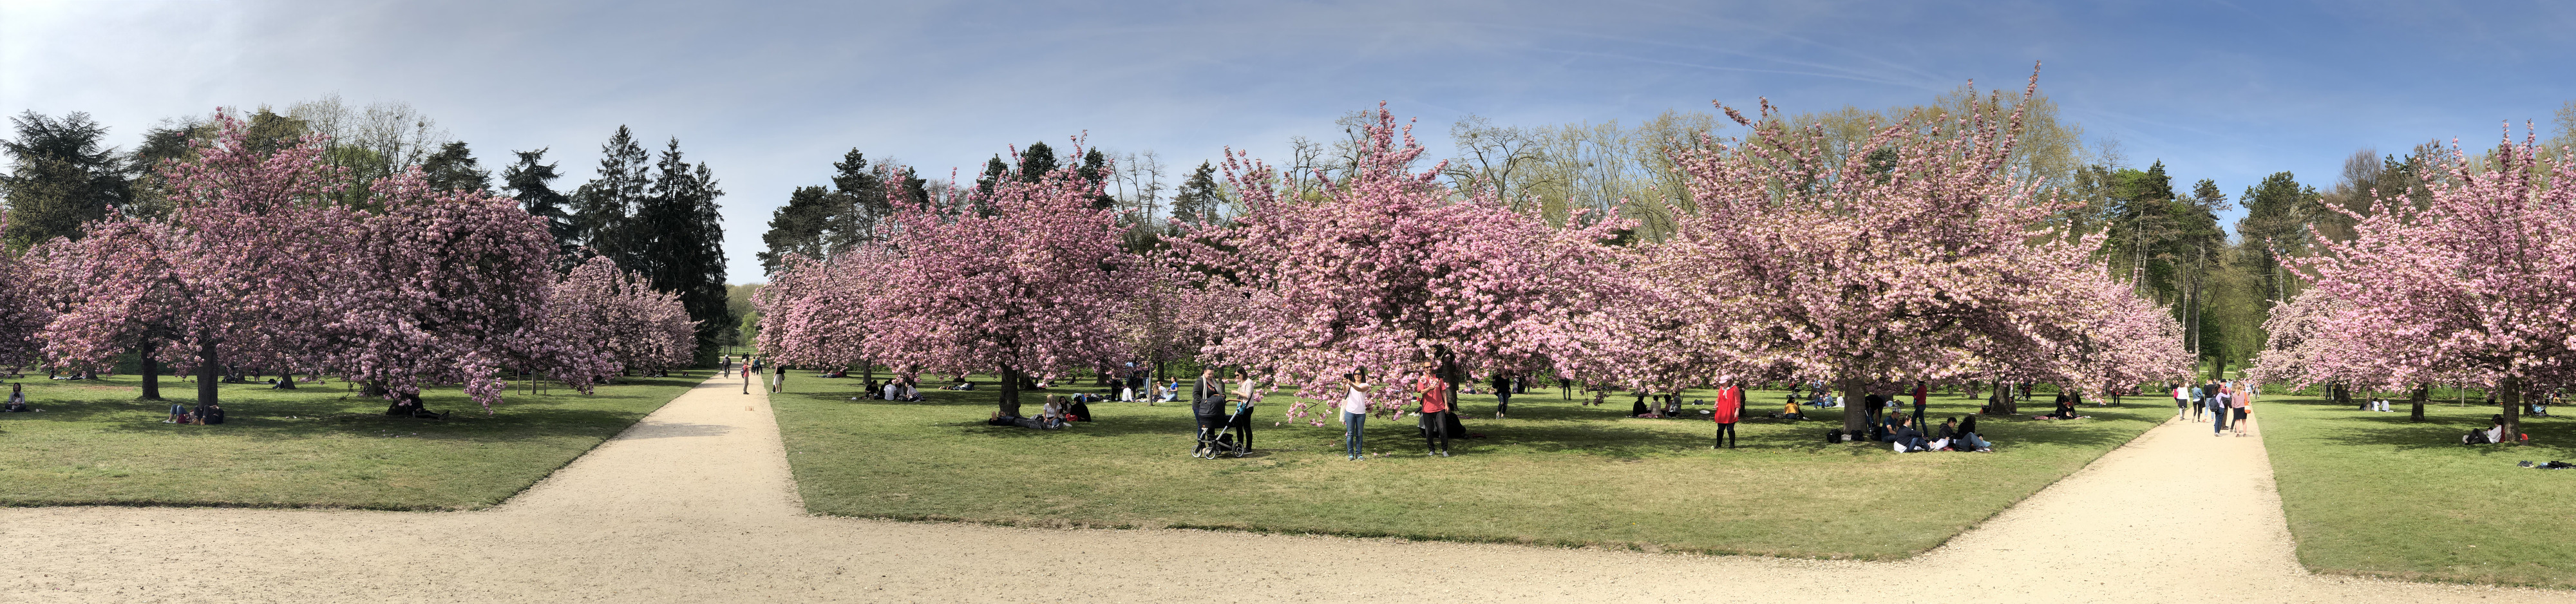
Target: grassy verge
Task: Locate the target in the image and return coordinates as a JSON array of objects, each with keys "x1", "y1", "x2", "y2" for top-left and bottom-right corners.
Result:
[
  {"x1": 0, "y1": 372, "x2": 701, "y2": 510},
  {"x1": 773, "y1": 375, "x2": 2164, "y2": 559},
  {"x1": 2259, "y1": 393, "x2": 2576, "y2": 588}
]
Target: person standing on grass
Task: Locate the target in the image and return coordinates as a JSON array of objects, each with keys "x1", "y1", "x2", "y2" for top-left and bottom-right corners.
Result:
[
  {"x1": 1491, "y1": 371, "x2": 1513, "y2": 419},
  {"x1": 1414, "y1": 361, "x2": 1452, "y2": 457},
  {"x1": 1191, "y1": 366, "x2": 1227, "y2": 446},
  {"x1": 1712, "y1": 381, "x2": 1743, "y2": 449},
  {"x1": 772, "y1": 363, "x2": 786, "y2": 393},
  {"x1": 1911, "y1": 381, "x2": 1929, "y2": 429},
  {"x1": 1341, "y1": 371, "x2": 1374, "y2": 460}
]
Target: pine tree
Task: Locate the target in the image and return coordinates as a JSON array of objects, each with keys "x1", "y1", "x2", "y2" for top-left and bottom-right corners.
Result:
[
  {"x1": 632, "y1": 137, "x2": 732, "y2": 364},
  {"x1": 419, "y1": 141, "x2": 490, "y2": 192},
  {"x1": 1017, "y1": 141, "x2": 1058, "y2": 183},
  {"x1": 572, "y1": 126, "x2": 650, "y2": 268},
  {"x1": 1076, "y1": 147, "x2": 1113, "y2": 210},
  {"x1": 820, "y1": 149, "x2": 889, "y2": 253},
  {"x1": 122, "y1": 118, "x2": 209, "y2": 220},
  {"x1": 1169, "y1": 161, "x2": 1224, "y2": 229},
  {"x1": 1, "y1": 111, "x2": 128, "y2": 249},
  {"x1": 502, "y1": 147, "x2": 579, "y2": 267},
  {"x1": 758, "y1": 185, "x2": 832, "y2": 275}
]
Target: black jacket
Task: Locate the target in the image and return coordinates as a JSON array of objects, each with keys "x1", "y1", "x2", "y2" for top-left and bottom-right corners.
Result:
[{"x1": 1191, "y1": 379, "x2": 1226, "y2": 417}]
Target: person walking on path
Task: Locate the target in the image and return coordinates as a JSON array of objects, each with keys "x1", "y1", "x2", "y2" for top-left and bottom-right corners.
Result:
[
  {"x1": 741, "y1": 363, "x2": 753, "y2": 395},
  {"x1": 1490, "y1": 371, "x2": 1513, "y2": 419},
  {"x1": 1413, "y1": 362, "x2": 1452, "y2": 457},
  {"x1": 1712, "y1": 382, "x2": 1743, "y2": 449},
  {"x1": 1340, "y1": 371, "x2": 1374, "y2": 460},
  {"x1": 2231, "y1": 384, "x2": 2251, "y2": 437},
  {"x1": 2208, "y1": 383, "x2": 2230, "y2": 436},
  {"x1": 2172, "y1": 382, "x2": 2190, "y2": 422}
]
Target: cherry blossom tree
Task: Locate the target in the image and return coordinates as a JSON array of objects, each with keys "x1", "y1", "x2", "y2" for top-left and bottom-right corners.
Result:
[
  {"x1": 1177, "y1": 105, "x2": 1633, "y2": 421},
  {"x1": 750, "y1": 249, "x2": 886, "y2": 372},
  {"x1": 1651, "y1": 68, "x2": 2170, "y2": 433},
  {"x1": 321, "y1": 169, "x2": 564, "y2": 413},
  {"x1": 547, "y1": 255, "x2": 695, "y2": 384},
  {"x1": 849, "y1": 146, "x2": 1140, "y2": 415},
  {"x1": 33, "y1": 110, "x2": 345, "y2": 406},
  {"x1": 2288, "y1": 127, "x2": 2576, "y2": 439}
]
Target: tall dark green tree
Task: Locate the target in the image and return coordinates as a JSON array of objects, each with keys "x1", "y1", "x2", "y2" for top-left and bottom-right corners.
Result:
[
  {"x1": 1169, "y1": 160, "x2": 1225, "y2": 229},
  {"x1": 758, "y1": 185, "x2": 832, "y2": 274},
  {"x1": 1, "y1": 111, "x2": 128, "y2": 249},
  {"x1": 2235, "y1": 171, "x2": 2319, "y2": 305},
  {"x1": 502, "y1": 148, "x2": 579, "y2": 266},
  {"x1": 122, "y1": 118, "x2": 209, "y2": 220},
  {"x1": 1075, "y1": 147, "x2": 1113, "y2": 210},
  {"x1": 572, "y1": 126, "x2": 651, "y2": 267},
  {"x1": 632, "y1": 138, "x2": 732, "y2": 364},
  {"x1": 819, "y1": 149, "x2": 891, "y2": 253},
  {"x1": 1017, "y1": 141, "x2": 1059, "y2": 182},
  {"x1": 419, "y1": 141, "x2": 489, "y2": 192}
]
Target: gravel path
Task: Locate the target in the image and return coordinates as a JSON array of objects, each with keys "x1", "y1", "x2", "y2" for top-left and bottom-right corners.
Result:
[{"x1": 3, "y1": 373, "x2": 2567, "y2": 603}]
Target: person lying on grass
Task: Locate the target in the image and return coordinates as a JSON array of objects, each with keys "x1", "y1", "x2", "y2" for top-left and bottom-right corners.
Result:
[{"x1": 1954, "y1": 416, "x2": 1995, "y2": 452}]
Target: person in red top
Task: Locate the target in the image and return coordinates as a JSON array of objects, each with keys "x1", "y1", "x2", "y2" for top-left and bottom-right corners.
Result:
[
  {"x1": 1712, "y1": 382, "x2": 1743, "y2": 449},
  {"x1": 1414, "y1": 361, "x2": 1452, "y2": 457}
]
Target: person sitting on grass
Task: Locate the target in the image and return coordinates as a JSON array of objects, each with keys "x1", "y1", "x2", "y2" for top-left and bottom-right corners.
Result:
[
  {"x1": 1955, "y1": 416, "x2": 1994, "y2": 452},
  {"x1": 200, "y1": 401, "x2": 225, "y2": 425},
  {"x1": 2464, "y1": 415, "x2": 2506, "y2": 445},
  {"x1": 1889, "y1": 416, "x2": 1931, "y2": 453},
  {"x1": 1037, "y1": 395, "x2": 1072, "y2": 429},
  {"x1": 3, "y1": 383, "x2": 33, "y2": 413},
  {"x1": 1781, "y1": 397, "x2": 1803, "y2": 420}
]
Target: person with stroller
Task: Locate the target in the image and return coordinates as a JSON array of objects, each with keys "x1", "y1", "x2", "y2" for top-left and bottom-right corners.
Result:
[
  {"x1": 1191, "y1": 367, "x2": 1227, "y2": 453},
  {"x1": 1413, "y1": 361, "x2": 1452, "y2": 457}
]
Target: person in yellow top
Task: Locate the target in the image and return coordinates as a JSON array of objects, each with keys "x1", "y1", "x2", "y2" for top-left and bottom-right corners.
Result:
[{"x1": 1783, "y1": 397, "x2": 1803, "y2": 420}]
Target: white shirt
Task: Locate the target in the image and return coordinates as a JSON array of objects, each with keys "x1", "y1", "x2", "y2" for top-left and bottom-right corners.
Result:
[{"x1": 1341, "y1": 383, "x2": 1371, "y2": 415}]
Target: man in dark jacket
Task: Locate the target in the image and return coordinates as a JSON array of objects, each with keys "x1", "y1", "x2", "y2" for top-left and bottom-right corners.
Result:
[
  {"x1": 1891, "y1": 416, "x2": 1929, "y2": 452},
  {"x1": 1191, "y1": 367, "x2": 1227, "y2": 446}
]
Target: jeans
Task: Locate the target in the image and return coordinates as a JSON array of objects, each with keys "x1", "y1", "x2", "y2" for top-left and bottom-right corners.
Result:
[
  {"x1": 1714, "y1": 422, "x2": 1737, "y2": 448},
  {"x1": 1343, "y1": 411, "x2": 1366, "y2": 457},
  {"x1": 2211, "y1": 403, "x2": 2228, "y2": 433},
  {"x1": 1421, "y1": 410, "x2": 1452, "y2": 453},
  {"x1": 1495, "y1": 393, "x2": 1511, "y2": 416}
]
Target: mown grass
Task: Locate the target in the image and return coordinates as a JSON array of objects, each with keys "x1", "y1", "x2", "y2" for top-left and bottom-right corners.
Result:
[
  {"x1": 772, "y1": 374, "x2": 2165, "y2": 559},
  {"x1": 2259, "y1": 393, "x2": 2576, "y2": 589},
  {"x1": 0, "y1": 372, "x2": 700, "y2": 511}
]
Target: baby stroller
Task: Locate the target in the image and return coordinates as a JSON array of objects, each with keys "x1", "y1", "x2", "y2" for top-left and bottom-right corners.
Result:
[{"x1": 1193, "y1": 399, "x2": 1256, "y2": 458}]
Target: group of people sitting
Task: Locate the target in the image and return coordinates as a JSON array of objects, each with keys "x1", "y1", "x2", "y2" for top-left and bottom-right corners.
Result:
[
  {"x1": 986, "y1": 394, "x2": 1094, "y2": 429},
  {"x1": 1886, "y1": 415, "x2": 1993, "y2": 453},
  {"x1": 867, "y1": 377, "x2": 923, "y2": 401}
]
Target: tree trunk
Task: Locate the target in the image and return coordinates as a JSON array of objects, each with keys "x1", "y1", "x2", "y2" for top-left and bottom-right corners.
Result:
[
  {"x1": 1989, "y1": 379, "x2": 2018, "y2": 415},
  {"x1": 2409, "y1": 383, "x2": 2429, "y2": 422},
  {"x1": 196, "y1": 339, "x2": 218, "y2": 405},
  {"x1": 1840, "y1": 377, "x2": 1869, "y2": 437},
  {"x1": 274, "y1": 364, "x2": 298, "y2": 389},
  {"x1": 2329, "y1": 383, "x2": 2349, "y2": 408},
  {"x1": 2501, "y1": 375, "x2": 2523, "y2": 444},
  {"x1": 137, "y1": 341, "x2": 162, "y2": 401},
  {"x1": 998, "y1": 366, "x2": 1023, "y2": 417}
]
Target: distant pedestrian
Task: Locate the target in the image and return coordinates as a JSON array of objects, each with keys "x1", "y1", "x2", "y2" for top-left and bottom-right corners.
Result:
[
  {"x1": 1712, "y1": 382, "x2": 1743, "y2": 449},
  {"x1": 1414, "y1": 362, "x2": 1452, "y2": 457},
  {"x1": 2231, "y1": 384, "x2": 2251, "y2": 437},
  {"x1": 1491, "y1": 371, "x2": 1514, "y2": 419},
  {"x1": 2208, "y1": 384, "x2": 2230, "y2": 436}
]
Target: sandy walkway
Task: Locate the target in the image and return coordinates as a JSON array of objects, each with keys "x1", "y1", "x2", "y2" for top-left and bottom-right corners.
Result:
[{"x1": 3, "y1": 374, "x2": 2567, "y2": 603}]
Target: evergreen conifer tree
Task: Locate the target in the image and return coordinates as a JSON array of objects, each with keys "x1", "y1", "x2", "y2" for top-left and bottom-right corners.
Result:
[
  {"x1": 572, "y1": 126, "x2": 650, "y2": 268},
  {"x1": 1, "y1": 111, "x2": 128, "y2": 249},
  {"x1": 503, "y1": 148, "x2": 579, "y2": 267},
  {"x1": 420, "y1": 141, "x2": 490, "y2": 192}
]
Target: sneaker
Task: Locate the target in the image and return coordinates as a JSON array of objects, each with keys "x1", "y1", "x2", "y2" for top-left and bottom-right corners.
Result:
[{"x1": 1441, "y1": 451, "x2": 1451, "y2": 457}]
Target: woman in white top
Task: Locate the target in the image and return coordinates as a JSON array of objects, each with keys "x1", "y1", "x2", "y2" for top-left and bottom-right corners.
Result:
[{"x1": 1340, "y1": 370, "x2": 1374, "y2": 460}]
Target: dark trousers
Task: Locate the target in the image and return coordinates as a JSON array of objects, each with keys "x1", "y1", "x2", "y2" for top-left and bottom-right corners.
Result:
[
  {"x1": 1495, "y1": 393, "x2": 1511, "y2": 415},
  {"x1": 1714, "y1": 422, "x2": 1736, "y2": 448},
  {"x1": 1421, "y1": 410, "x2": 1452, "y2": 453}
]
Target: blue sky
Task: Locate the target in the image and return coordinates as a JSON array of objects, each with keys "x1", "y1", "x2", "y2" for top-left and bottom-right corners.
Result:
[{"x1": 5, "y1": 1, "x2": 2571, "y2": 283}]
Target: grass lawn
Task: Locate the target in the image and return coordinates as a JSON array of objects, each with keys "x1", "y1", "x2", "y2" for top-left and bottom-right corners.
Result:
[
  {"x1": 0, "y1": 372, "x2": 701, "y2": 511},
  {"x1": 2259, "y1": 392, "x2": 2576, "y2": 588},
  {"x1": 773, "y1": 373, "x2": 2166, "y2": 559}
]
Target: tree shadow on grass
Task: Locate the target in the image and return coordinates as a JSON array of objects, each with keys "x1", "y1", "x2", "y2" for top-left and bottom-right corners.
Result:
[{"x1": 2278, "y1": 398, "x2": 2576, "y2": 456}]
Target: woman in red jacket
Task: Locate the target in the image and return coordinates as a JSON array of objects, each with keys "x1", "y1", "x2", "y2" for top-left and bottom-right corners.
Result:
[
  {"x1": 1712, "y1": 382, "x2": 1743, "y2": 449},
  {"x1": 1414, "y1": 362, "x2": 1452, "y2": 457}
]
